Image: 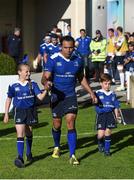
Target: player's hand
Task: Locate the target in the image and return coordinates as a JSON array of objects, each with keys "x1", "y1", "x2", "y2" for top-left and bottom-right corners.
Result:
[
  {"x1": 90, "y1": 93, "x2": 98, "y2": 104},
  {"x1": 3, "y1": 114, "x2": 9, "y2": 124},
  {"x1": 44, "y1": 81, "x2": 52, "y2": 91}
]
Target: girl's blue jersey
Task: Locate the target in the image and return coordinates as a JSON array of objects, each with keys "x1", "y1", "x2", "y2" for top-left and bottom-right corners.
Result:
[{"x1": 7, "y1": 80, "x2": 41, "y2": 108}]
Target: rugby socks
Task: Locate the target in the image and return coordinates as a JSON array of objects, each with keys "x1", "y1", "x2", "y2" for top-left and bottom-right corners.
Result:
[
  {"x1": 119, "y1": 72, "x2": 125, "y2": 88},
  {"x1": 17, "y1": 137, "x2": 24, "y2": 159},
  {"x1": 26, "y1": 135, "x2": 33, "y2": 156},
  {"x1": 67, "y1": 129, "x2": 77, "y2": 157},
  {"x1": 104, "y1": 136, "x2": 111, "y2": 153},
  {"x1": 52, "y1": 128, "x2": 61, "y2": 148},
  {"x1": 98, "y1": 137, "x2": 104, "y2": 147}
]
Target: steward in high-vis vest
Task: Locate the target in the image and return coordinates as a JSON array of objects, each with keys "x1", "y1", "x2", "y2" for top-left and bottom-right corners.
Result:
[{"x1": 90, "y1": 30, "x2": 107, "y2": 82}]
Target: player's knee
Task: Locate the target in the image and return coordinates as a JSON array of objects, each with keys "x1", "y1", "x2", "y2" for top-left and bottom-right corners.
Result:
[
  {"x1": 53, "y1": 120, "x2": 61, "y2": 130},
  {"x1": 117, "y1": 65, "x2": 124, "y2": 72}
]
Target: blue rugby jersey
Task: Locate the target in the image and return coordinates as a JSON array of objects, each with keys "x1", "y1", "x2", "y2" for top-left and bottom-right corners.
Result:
[
  {"x1": 75, "y1": 36, "x2": 91, "y2": 56},
  {"x1": 7, "y1": 80, "x2": 41, "y2": 108},
  {"x1": 95, "y1": 89, "x2": 120, "y2": 114},
  {"x1": 39, "y1": 42, "x2": 50, "y2": 56},
  {"x1": 45, "y1": 43, "x2": 61, "y2": 57},
  {"x1": 44, "y1": 52, "x2": 83, "y2": 97},
  {"x1": 124, "y1": 51, "x2": 134, "y2": 71}
]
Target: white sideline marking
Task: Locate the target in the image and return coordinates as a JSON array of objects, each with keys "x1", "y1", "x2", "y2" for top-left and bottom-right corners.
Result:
[{"x1": 0, "y1": 132, "x2": 94, "y2": 141}]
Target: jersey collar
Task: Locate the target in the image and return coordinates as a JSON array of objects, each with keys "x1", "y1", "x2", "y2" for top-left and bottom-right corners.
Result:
[{"x1": 59, "y1": 52, "x2": 70, "y2": 62}]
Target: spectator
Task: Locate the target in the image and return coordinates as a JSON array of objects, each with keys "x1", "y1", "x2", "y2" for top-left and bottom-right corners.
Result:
[
  {"x1": 7, "y1": 27, "x2": 22, "y2": 65},
  {"x1": 124, "y1": 42, "x2": 134, "y2": 103},
  {"x1": 67, "y1": 25, "x2": 72, "y2": 36},
  {"x1": 90, "y1": 30, "x2": 107, "y2": 82},
  {"x1": 75, "y1": 29, "x2": 92, "y2": 80},
  {"x1": 105, "y1": 28, "x2": 116, "y2": 83},
  {"x1": 114, "y1": 26, "x2": 128, "y2": 91}
]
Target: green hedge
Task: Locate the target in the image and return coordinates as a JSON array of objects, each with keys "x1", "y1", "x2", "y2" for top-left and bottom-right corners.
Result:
[{"x1": 0, "y1": 53, "x2": 16, "y2": 75}]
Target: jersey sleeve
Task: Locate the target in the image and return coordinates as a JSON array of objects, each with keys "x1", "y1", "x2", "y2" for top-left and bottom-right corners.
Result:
[
  {"x1": 32, "y1": 82, "x2": 42, "y2": 96},
  {"x1": 44, "y1": 57, "x2": 54, "y2": 72},
  {"x1": 7, "y1": 85, "x2": 15, "y2": 98},
  {"x1": 113, "y1": 93, "x2": 120, "y2": 108}
]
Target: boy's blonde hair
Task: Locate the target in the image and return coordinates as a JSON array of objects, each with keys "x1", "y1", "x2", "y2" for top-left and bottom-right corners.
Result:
[
  {"x1": 17, "y1": 64, "x2": 30, "y2": 72},
  {"x1": 99, "y1": 73, "x2": 112, "y2": 83}
]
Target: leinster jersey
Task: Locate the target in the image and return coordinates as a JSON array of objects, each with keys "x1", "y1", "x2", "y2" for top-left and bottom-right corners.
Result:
[
  {"x1": 7, "y1": 80, "x2": 41, "y2": 108},
  {"x1": 44, "y1": 52, "x2": 83, "y2": 97},
  {"x1": 95, "y1": 89, "x2": 120, "y2": 114}
]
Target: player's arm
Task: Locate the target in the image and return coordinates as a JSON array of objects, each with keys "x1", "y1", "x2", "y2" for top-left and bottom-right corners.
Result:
[
  {"x1": 77, "y1": 71, "x2": 97, "y2": 103},
  {"x1": 3, "y1": 97, "x2": 12, "y2": 123}
]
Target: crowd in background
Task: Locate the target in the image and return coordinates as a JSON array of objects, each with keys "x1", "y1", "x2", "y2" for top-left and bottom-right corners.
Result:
[
  {"x1": 33, "y1": 24, "x2": 134, "y2": 102},
  {"x1": 1, "y1": 24, "x2": 134, "y2": 103}
]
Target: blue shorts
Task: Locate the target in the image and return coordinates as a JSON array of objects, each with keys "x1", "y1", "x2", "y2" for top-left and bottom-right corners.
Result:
[
  {"x1": 115, "y1": 56, "x2": 125, "y2": 65},
  {"x1": 96, "y1": 111, "x2": 117, "y2": 130},
  {"x1": 13, "y1": 107, "x2": 38, "y2": 125},
  {"x1": 51, "y1": 95, "x2": 78, "y2": 118}
]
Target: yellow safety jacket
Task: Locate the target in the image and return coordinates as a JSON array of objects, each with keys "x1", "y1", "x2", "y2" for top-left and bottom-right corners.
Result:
[{"x1": 90, "y1": 38, "x2": 107, "y2": 62}]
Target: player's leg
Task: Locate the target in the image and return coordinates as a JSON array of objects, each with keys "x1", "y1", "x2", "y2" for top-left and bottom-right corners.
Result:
[
  {"x1": 97, "y1": 129, "x2": 105, "y2": 152},
  {"x1": 65, "y1": 113, "x2": 79, "y2": 165},
  {"x1": 104, "y1": 128, "x2": 112, "y2": 156},
  {"x1": 25, "y1": 125, "x2": 33, "y2": 162},
  {"x1": 116, "y1": 56, "x2": 125, "y2": 91},
  {"x1": 64, "y1": 95, "x2": 79, "y2": 165},
  {"x1": 15, "y1": 124, "x2": 25, "y2": 168},
  {"x1": 96, "y1": 114, "x2": 106, "y2": 152},
  {"x1": 52, "y1": 118, "x2": 62, "y2": 158}
]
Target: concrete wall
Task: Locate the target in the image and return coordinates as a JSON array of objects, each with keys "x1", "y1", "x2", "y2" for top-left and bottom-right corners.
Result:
[
  {"x1": 58, "y1": 0, "x2": 86, "y2": 38},
  {"x1": 0, "y1": 0, "x2": 16, "y2": 35},
  {"x1": 92, "y1": 0, "x2": 107, "y2": 37},
  {"x1": 22, "y1": 0, "x2": 36, "y2": 58},
  {"x1": 125, "y1": 0, "x2": 134, "y2": 33},
  {"x1": 34, "y1": 0, "x2": 71, "y2": 52}
]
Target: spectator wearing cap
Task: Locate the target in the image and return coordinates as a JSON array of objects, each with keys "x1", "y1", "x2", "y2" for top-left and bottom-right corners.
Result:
[
  {"x1": 75, "y1": 29, "x2": 92, "y2": 80},
  {"x1": 7, "y1": 27, "x2": 22, "y2": 65},
  {"x1": 90, "y1": 30, "x2": 107, "y2": 82}
]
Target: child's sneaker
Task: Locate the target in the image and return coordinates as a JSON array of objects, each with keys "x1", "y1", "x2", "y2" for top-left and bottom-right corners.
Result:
[
  {"x1": 27, "y1": 153, "x2": 33, "y2": 162},
  {"x1": 14, "y1": 156, "x2": 25, "y2": 168},
  {"x1": 104, "y1": 151, "x2": 111, "y2": 157}
]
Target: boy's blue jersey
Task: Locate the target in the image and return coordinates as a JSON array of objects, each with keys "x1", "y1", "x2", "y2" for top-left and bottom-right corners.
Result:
[
  {"x1": 46, "y1": 43, "x2": 61, "y2": 57},
  {"x1": 124, "y1": 51, "x2": 134, "y2": 71},
  {"x1": 75, "y1": 36, "x2": 91, "y2": 56},
  {"x1": 44, "y1": 52, "x2": 83, "y2": 97},
  {"x1": 95, "y1": 89, "x2": 120, "y2": 114},
  {"x1": 39, "y1": 42, "x2": 50, "y2": 56},
  {"x1": 7, "y1": 80, "x2": 41, "y2": 108}
]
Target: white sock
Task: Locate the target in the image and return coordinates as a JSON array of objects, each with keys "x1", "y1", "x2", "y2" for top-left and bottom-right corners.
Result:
[{"x1": 119, "y1": 72, "x2": 125, "y2": 88}]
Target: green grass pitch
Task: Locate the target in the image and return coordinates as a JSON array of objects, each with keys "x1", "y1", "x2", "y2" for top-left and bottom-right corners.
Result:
[{"x1": 0, "y1": 103, "x2": 134, "y2": 179}]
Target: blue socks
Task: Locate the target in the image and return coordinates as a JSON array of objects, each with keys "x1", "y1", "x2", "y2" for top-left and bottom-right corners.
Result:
[
  {"x1": 67, "y1": 129, "x2": 77, "y2": 157},
  {"x1": 104, "y1": 136, "x2": 111, "y2": 153},
  {"x1": 26, "y1": 135, "x2": 33, "y2": 156},
  {"x1": 52, "y1": 128, "x2": 61, "y2": 147},
  {"x1": 17, "y1": 137, "x2": 24, "y2": 159}
]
